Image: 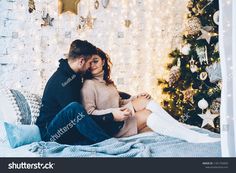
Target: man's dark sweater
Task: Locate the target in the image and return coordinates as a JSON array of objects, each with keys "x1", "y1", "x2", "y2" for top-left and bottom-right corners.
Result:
[{"x1": 36, "y1": 59, "x2": 121, "y2": 140}]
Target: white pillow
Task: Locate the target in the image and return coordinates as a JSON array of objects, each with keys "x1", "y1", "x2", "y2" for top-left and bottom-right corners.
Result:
[
  {"x1": 0, "y1": 88, "x2": 41, "y2": 125},
  {"x1": 0, "y1": 89, "x2": 19, "y2": 123}
]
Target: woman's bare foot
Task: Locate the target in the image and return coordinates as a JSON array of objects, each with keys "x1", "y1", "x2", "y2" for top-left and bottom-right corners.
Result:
[{"x1": 131, "y1": 96, "x2": 151, "y2": 112}]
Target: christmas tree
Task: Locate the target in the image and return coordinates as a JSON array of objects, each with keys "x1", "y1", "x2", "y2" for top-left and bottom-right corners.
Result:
[{"x1": 158, "y1": 0, "x2": 221, "y2": 133}]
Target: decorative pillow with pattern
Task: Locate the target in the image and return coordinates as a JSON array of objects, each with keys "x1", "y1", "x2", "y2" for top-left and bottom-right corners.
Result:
[{"x1": 0, "y1": 88, "x2": 42, "y2": 125}]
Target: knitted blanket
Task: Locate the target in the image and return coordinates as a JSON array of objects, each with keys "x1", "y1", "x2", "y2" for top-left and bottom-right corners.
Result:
[{"x1": 29, "y1": 128, "x2": 221, "y2": 157}]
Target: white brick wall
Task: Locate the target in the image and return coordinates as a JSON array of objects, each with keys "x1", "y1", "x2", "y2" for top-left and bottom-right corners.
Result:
[{"x1": 0, "y1": 0, "x2": 188, "y2": 101}]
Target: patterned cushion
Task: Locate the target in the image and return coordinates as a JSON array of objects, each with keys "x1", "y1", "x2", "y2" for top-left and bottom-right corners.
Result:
[{"x1": 0, "y1": 88, "x2": 42, "y2": 125}]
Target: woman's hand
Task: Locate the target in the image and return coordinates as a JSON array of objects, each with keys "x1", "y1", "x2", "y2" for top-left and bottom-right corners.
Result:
[{"x1": 112, "y1": 108, "x2": 132, "y2": 122}]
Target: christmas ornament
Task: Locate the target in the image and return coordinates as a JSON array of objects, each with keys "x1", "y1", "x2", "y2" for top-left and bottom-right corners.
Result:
[
  {"x1": 208, "y1": 86, "x2": 221, "y2": 96},
  {"x1": 185, "y1": 17, "x2": 201, "y2": 35},
  {"x1": 94, "y1": 0, "x2": 99, "y2": 9},
  {"x1": 198, "y1": 109, "x2": 219, "y2": 128},
  {"x1": 210, "y1": 98, "x2": 221, "y2": 114},
  {"x1": 77, "y1": 12, "x2": 96, "y2": 31},
  {"x1": 206, "y1": 62, "x2": 221, "y2": 83},
  {"x1": 189, "y1": 57, "x2": 198, "y2": 73},
  {"x1": 198, "y1": 98, "x2": 208, "y2": 111},
  {"x1": 214, "y1": 42, "x2": 219, "y2": 52},
  {"x1": 169, "y1": 66, "x2": 180, "y2": 86},
  {"x1": 191, "y1": 7, "x2": 199, "y2": 15},
  {"x1": 102, "y1": 0, "x2": 110, "y2": 8},
  {"x1": 85, "y1": 11, "x2": 96, "y2": 29},
  {"x1": 181, "y1": 43, "x2": 191, "y2": 55},
  {"x1": 200, "y1": 71, "x2": 208, "y2": 81},
  {"x1": 202, "y1": 25, "x2": 214, "y2": 32},
  {"x1": 41, "y1": 13, "x2": 54, "y2": 27},
  {"x1": 77, "y1": 16, "x2": 87, "y2": 31},
  {"x1": 190, "y1": 65, "x2": 198, "y2": 73},
  {"x1": 58, "y1": 0, "x2": 80, "y2": 15},
  {"x1": 179, "y1": 113, "x2": 190, "y2": 123},
  {"x1": 177, "y1": 58, "x2": 181, "y2": 67},
  {"x1": 213, "y1": 10, "x2": 219, "y2": 25},
  {"x1": 196, "y1": 0, "x2": 214, "y2": 14},
  {"x1": 28, "y1": 0, "x2": 36, "y2": 13},
  {"x1": 187, "y1": 1, "x2": 194, "y2": 9},
  {"x1": 125, "y1": 19, "x2": 132, "y2": 28},
  {"x1": 217, "y1": 81, "x2": 222, "y2": 90},
  {"x1": 182, "y1": 87, "x2": 195, "y2": 103},
  {"x1": 197, "y1": 29, "x2": 213, "y2": 44},
  {"x1": 196, "y1": 46, "x2": 208, "y2": 65}
]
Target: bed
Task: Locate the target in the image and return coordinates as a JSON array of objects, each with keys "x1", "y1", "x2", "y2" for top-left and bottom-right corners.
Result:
[
  {"x1": 0, "y1": 88, "x2": 221, "y2": 157},
  {"x1": 1, "y1": 129, "x2": 221, "y2": 157}
]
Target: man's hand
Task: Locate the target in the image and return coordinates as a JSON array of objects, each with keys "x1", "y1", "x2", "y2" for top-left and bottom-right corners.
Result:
[{"x1": 112, "y1": 108, "x2": 132, "y2": 122}]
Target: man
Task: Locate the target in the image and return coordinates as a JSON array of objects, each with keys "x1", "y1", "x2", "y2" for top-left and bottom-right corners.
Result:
[{"x1": 36, "y1": 39, "x2": 132, "y2": 145}]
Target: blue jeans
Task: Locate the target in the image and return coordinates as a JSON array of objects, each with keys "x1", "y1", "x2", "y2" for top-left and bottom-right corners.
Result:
[{"x1": 43, "y1": 102, "x2": 111, "y2": 145}]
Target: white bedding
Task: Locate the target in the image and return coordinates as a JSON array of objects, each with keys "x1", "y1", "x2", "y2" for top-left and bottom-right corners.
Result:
[{"x1": 0, "y1": 142, "x2": 38, "y2": 157}]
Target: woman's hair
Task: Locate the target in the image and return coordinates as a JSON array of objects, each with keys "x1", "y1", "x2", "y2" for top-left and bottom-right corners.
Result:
[
  {"x1": 84, "y1": 48, "x2": 115, "y2": 86},
  {"x1": 96, "y1": 48, "x2": 114, "y2": 85}
]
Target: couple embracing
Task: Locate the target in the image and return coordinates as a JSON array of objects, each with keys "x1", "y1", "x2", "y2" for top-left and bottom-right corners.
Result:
[{"x1": 36, "y1": 39, "x2": 219, "y2": 145}]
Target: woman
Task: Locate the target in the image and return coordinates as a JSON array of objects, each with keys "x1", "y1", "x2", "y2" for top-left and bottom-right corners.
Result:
[{"x1": 81, "y1": 48, "x2": 220, "y2": 143}]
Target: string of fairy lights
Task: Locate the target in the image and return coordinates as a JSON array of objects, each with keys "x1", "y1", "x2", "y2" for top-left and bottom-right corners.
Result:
[{"x1": 0, "y1": 0, "x2": 189, "y2": 101}]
